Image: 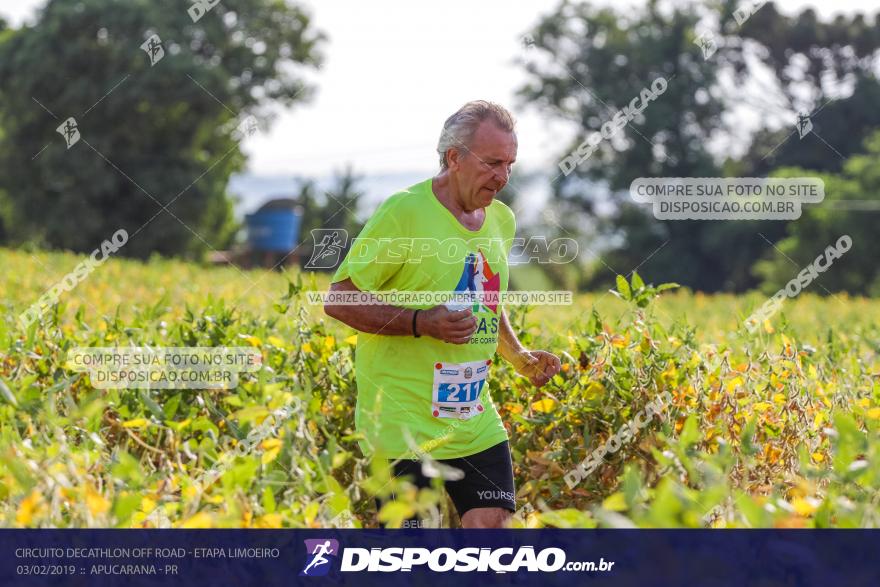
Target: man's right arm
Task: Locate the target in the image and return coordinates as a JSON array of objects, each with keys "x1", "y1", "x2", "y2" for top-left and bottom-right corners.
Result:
[{"x1": 323, "y1": 278, "x2": 478, "y2": 344}]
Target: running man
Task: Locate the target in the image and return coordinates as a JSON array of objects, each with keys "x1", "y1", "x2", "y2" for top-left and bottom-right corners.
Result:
[
  {"x1": 302, "y1": 540, "x2": 334, "y2": 575},
  {"x1": 324, "y1": 101, "x2": 561, "y2": 528}
]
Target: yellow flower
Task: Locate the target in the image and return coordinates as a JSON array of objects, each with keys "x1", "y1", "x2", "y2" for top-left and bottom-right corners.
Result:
[
  {"x1": 140, "y1": 496, "x2": 157, "y2": 514},
  {"x1": 602, "y1": 492, "x2": 627, "y2": 512},
  {"x1": 254, "y1": 513, "x2": 283, "y2": 528},
  {"x1": 505, "y1": 403, "x2": 523, "y2": 415},
  {"x1": 725, "y1": 376, "x2": 745, "y2": 393},
  {"x1": 260, "y1": 438, "x2": 283, "y2": 464},
  {"x1": 85, "y1": 486, "x2": 110, "y2": 516},
  {"x1": 178, "y1": 511, "x2": 214, "y2": 528},
  {"x1": 16, "y1": 491, "x2": 44, "y2": 526},
  {"x1": 792, "y1": 497, "x2": 819, "y2": 517},
  {"x1": 531, "y1": 398, "x2": 557, "y2": 413},
  {"x1": 122, "y1": 418, "x2": 148, "y2": 428}
]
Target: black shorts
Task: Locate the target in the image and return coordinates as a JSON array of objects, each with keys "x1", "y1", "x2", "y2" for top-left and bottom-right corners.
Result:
[{"x1": 381, "y1": 440, "x2": 516, "y2": 524}]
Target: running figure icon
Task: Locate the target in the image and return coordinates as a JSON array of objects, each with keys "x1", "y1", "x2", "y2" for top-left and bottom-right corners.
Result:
[{"x1": 302, "y1": 540, "x2": 335, "y2": 575}]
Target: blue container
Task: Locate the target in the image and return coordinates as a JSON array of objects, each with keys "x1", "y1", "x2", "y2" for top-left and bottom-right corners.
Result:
[{"x1": 246, "y1": 210, "x2": 300, "y2": 252}]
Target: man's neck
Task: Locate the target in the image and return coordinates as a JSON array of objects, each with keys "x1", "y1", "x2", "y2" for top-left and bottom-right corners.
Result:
[{"x1": 431, "y1": 173, "x2": 486, "y2": 230}]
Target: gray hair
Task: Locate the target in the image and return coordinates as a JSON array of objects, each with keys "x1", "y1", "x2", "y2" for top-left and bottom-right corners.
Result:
[{"x1": 437, "y1": 100, "x2": 516, "y2": 170}]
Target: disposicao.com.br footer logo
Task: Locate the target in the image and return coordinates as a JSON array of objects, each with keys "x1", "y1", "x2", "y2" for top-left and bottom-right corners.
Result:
[
  {"x1": 298, "y1": 541, "x2": 614, "y2": 575},
  {"x1": 300, "y1": 539, "x2": 339, "y2": 577}
]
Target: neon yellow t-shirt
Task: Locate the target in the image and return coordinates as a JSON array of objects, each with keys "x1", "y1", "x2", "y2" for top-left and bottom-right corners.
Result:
[{"x1": 332, "y1": 178, "x2": 516, "y2": 460}]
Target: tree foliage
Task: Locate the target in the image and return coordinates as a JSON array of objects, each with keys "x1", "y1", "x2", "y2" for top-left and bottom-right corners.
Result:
[
  {"x1": 518, "y1": 0, "x2": 880, "y2": 293},
  {"x1": 753, "y1": 131, "x2": 880, "y2": 296},
  {"x1": 0, "y1": 0, "x2": 323, "y2": 258}
]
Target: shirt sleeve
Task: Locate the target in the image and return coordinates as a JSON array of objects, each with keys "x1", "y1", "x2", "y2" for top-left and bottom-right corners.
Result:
[{"x1": 331, "y1": 197, "x2": 410, "y2": 292}]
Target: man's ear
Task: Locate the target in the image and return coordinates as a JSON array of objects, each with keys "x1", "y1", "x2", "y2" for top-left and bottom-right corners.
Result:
[{"x1": 446, "y1": 146, "x2": 462, "y2": 171}]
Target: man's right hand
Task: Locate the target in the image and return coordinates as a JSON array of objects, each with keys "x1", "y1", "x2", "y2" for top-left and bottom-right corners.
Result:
[{"x1": 418, "y1": 306, "x2": 478, "y2": 344}]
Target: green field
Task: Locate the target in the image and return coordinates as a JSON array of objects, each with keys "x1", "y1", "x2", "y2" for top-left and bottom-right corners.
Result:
[{"x1": 2, "y1": 248, "x2": 879, "y2": 528}]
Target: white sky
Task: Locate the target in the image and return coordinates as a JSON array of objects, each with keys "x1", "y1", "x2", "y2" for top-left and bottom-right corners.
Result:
[{"x1": 2, "y1": 0, "x2": 874, "y2": 177}]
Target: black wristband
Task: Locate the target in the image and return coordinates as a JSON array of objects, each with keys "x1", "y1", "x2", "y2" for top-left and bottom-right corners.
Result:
[{"x1": 412, "y1": 309, "x2": 421, "y2": 338}]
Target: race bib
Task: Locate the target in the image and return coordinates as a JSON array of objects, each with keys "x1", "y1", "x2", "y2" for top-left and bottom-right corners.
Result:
[{"x1": 431, "y1": 359, "x2": 491, "y2": 420}]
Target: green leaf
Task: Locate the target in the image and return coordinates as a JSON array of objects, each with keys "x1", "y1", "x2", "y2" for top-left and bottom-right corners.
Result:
[
  {"x1": 679, "y1": 414, "x2": 700, "y2": 448},
  {"x1": 602, "y1": 492, "x2": 628, "y2": 511},
  {"x1": 110, "y1": 450, "x2": 143, "y2": 485},
  {"x1": 261, "y1": 486, "x2": 276, "y2": 513},
  {"x1": 631, "y1": 271, "x2": 645, "y2": 291},
  {"x1": 735, "y1": 491, "x2": 768, "y2": 527},
  {"x1": 232, "y1": 406, "x2": 270, "y2": 426},
  {"x1": 377, "y1": 501, "x2": 415, "y2": 528},
  {"x1": 223, "y1": 458, "x2": 259, "y2": 491},
  {"x1": 113, "y1": 493, "x2": 142, "y2": 527},
  {"x1": 537, "y1": 508, "x2": 598, "y2": 528},
  {"x1": 832, "y1": 412, "x2": 865, "y2": 476},
  {"x1": 163, "y1": 393, "x2": 181, "y2": 418},
  {"x1": 621, "y1": 464, "x2": 643, "y2": 509},
  {"x1": 646, "y1": 478, "x2": 683, "y2": 526},
  {"x1": 615, "y1": 275, "x2": 632, "y2": 300},
  {"x1": 139, "y1": 391, "x2": 165, "y2": 420},
  {"x1": 0, "y1": 378, "x2": 18, "y2": 407}
]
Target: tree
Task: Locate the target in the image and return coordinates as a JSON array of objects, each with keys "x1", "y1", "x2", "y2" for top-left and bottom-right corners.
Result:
[
  {"x1": 730, "y1": 5, "x2": 880, "y2": 175},
  {"x1": 518, "y1": 0, "x2": 880, "y2": 292},
  {"x1": 518, "y1": 0, "x2": 744, "y2": 291},
  {"x1": 0, "y1": 0, "x2": 323, "y2": 258},
  {"x1": 752, "y1": 131, "x2": 880, "y2": 296}
]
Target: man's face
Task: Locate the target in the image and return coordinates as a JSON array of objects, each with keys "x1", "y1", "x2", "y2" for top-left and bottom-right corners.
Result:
[{"x1": 450, "y1": 120, "x2": 517, "y2": 211}]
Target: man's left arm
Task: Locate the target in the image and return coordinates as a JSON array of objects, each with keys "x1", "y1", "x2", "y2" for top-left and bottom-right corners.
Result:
[{"x1": 496, "y1": 308, "x2": 561, "y2": 387}]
